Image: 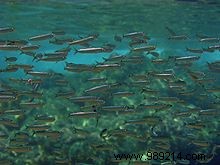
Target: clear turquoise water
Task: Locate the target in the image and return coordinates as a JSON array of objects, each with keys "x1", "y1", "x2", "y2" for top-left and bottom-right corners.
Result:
[
  {"x1": 0, "y1": 0, "x2": 220, "y2": 165},
  {"x1": 1, "y1": 0, "x2": 220, "y2": 71}
]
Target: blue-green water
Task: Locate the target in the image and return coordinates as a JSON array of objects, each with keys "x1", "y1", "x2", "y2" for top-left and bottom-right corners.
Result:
[{"x1": 0, "y1": 0, "x2": 220, "y2": 165}]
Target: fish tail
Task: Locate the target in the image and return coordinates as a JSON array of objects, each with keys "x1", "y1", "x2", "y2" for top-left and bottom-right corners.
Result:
[
  {"x1": 151, "y1": 126, "x2": 158, "y2": 136},
  {"x1": 102, "y1": 57, "x2": 107, "y2": 61},
  {"x1": 73, "y1": 47, "x2": 78, "y2": 55},
  {"x1": 95, "y1": 60, "x2": 101, "y2": 65},
  {"x1": 32, "y1": 131, "x2": 37, "y2": 135},
  {"x1": 72, "y1": 126, "x2": 77, "y2": 134},
  {"x1": 32, "y1": 56, "x2": 38, "y2": 62}
]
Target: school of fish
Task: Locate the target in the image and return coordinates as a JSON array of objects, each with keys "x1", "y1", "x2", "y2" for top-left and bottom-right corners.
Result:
[{"x1": 0, "y1": 26, "x2": 220, "y2": 165}]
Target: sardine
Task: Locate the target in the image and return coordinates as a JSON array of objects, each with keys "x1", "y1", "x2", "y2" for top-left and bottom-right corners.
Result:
[
  {"x1": 6, "y1": 146, "x2": 32, "y2": 153},
  {"x1": 69, "y1": 111, "x2": 99, "y2": 118},
  {"x1": 68, "y1": 34, "x2": 98, "y2": 46},
  {"x1": 20, "y1": 45, "x2": 39, "y2": 51},
  {"x1": 123, "y1": 31, "x2": 145, "y2": 38},
  {"x1": 0, "y1": 45, "x2": 19, "y2": 51},
  {"x1": 0, "y1": 118, "x2": 18, "y2": 128},
  {"x1": 129, "y1": 38, "x2": 147, "y2": 47},
  {"x1": 29, "y1": 33, "x2": 54, "y2": 41},
  {"x1": 55, "y1": 91, "x2": 75, "y2": 98},
  {"x1": 192, "y1": 141, "x2": 210, "y2": 147},
  {"x1": 200, "y1": 38, "x2": 219, "y2": 43},
  {"x1": 34, "y1": 130, "x2": 61, "y2": 139},
  {"x1": 37, "y1": 55, "x2": 66, "y2": 62},
  {"x1": 84, "y1": 84, "x2": 110, "y2": 94},
  {"x1": 27, "y1": 71, "x2": 53, "y2": 77},
  {"x1": 10, "y1": 138, "x2": 29, "y2": 146},
  {"x1": 20, "y1": 102, "x2": 44, "y2": 108},
  {"x1": 26, "y1": 124, "x2": 50, "y2": 131},
  {"x1": 5, "y1": 57, "x2": 17, "y2": 62},
  {"x1": 14, "y1": 132, "x2": 29, "y2": 139},
  {"x1": 175, "y1": 56, "x2": 200, "y2": 62},
  {"x1": 125, "y1": 116, "x2": 161, "y2": 125},
  {"x1": 186, "y1": 47, "x2": 203, "y2": 54},
  {"x1": 103, "y1": 55, "x2": 126, "y2": 62},
  {"x1": 3, "y1": 109, "x2": 24, "y2": 116},
  {"x1": 95, "y1": 64, "x2": 121, "y2": 70},
  {"x1": 131, "y1": 45, "x2": 156, "y2": 52},
  {"x1": 168, "y1": 35, "x2": 188, "y2": 40},
  {"x1": 35, "y1": 115, "x2": 55, "y2": 122},
  {"x1": 87, "y1": 77, "x2": 107, "y2": 83},
  {"x1": 0, "y1": 27, "x2": 14, "y2": 34},
  {"x1": 100, "y1": 105, "x2": 130, "y2": 112},
  {"x1": 69, "y1": 96, "x2": 100, "y2": 103},
  {"x1": 112, "y1": 91, "x2": 134, "y2": 97},
  {"x1": 74, "y1": 47, "x2": 108, "y2": 54},
  {"x1": 0, "y1": 95, "x2": 17, "y2": 102}
]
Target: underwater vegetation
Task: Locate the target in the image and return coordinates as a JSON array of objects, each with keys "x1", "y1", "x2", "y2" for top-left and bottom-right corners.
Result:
[{"x1": 0, "y1": 0, "x2": 220, "y2": 165}]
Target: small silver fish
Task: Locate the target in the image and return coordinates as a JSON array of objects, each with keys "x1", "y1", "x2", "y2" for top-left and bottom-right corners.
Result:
[
  {"x1": 131, "y1": 45, "x2": 156, "y2": 52},
  {"x1": 123, "y1": 31, "x2": 145, "y2": 38},
  {"x1": 0, "y1": 45, "x2": 19, "y2": 51},
  {"x1": 0, "y1": 27, "x2": 14, "y2": 34},
  {"x1": 69, "y1": 111, "x2": 99, "y2": 118},
  {"x1": 29, "y1": 33, "x2": 54, "y2": 41},
  {"x1": 20, "y1": 45, "x2": 39, "y2": 51},
  {"x1": 5, "y1": 57, "x2": 17, "y2": 62},
  {"x1": 168, "y1": 35, "x2": 188, "y2": 40}
]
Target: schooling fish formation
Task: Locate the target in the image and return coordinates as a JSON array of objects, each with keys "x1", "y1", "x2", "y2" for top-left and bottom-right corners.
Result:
[{"x1": 0, "y1": 26, "x2": 219, "y2": 165}]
